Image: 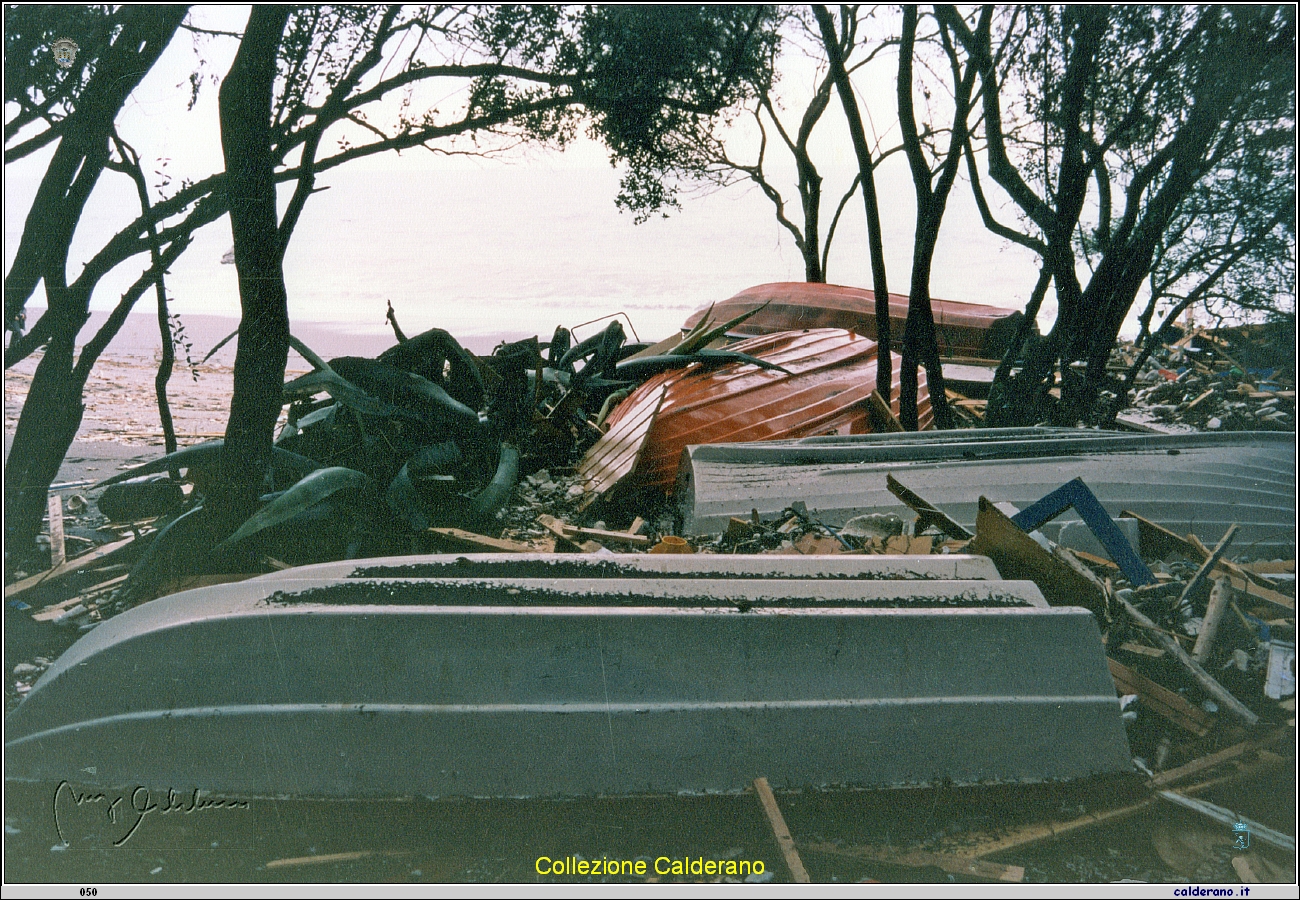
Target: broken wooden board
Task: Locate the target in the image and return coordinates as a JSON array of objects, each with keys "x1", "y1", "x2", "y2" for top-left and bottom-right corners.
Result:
[
  {"x1": 1147, "y1": 729, "x2": 1291, "y2": 788},
  {"x1": 867, "y1": 389, "x2": 905, "y2": 433},
  {"x1": 535, "y1": 514, "x2": 588, "y2": 553},
  {"x1": 1107, "y1": 657, "x2": 1212, "y2": 736},
  {"x1": 29, "y1": 574, "x2": 131, "y2": 622},
  {"x1": 955, "y1": 756, "x2": 1291, "y2": 860},
  {"x1": 793, "y1": 533, "x2": 845, "y2": 555},
  {"x1": 800, "y1": 843, "x2": 1024, "y2": 883},
  {"x1": 1121, "y1": 510, "x2": 1207, "y2": 561},
  {"x1": 968, "y1": 497, "x2": 1103, "y2": 613},
  {"x1": 427, "y1": 528, "x2": 537, "y2": 553},
  {"x1": 47, "y1": 494, "x2": 65, "y2": 569},
  {"x1": 753, "y1": 777, "x2": 810, "y2": 884},
  {"x1": 578, "y1": 382, "x2": 667, "y2": 497},
  {"x1": 886, "y1": 474, "x2": 972, "y2": 540},
  {"x1": 558, "y1": 524, "x2": 651, "y2": 548},
  {"x1": 4, "y1": 536, "x2": 136, "y2": 601}
]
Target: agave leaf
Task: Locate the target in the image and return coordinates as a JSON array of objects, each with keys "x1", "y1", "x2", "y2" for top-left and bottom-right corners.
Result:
[
  {"x1": 677, "y1": 303, "x2": 715, "y2": 347},
  {"x1": 202, "y1": 329, "x2": 239, "y2": 364},
  {"x1": 94, "y1": 442, "x2": 320, "y2": 490},
  {"x1": 671, "y1": 299, "x2": 772, "y2": 356},
  {"x1": 283, "y1": 369, "x2": 422, "y2": 422},
  {"x1": 696, "y1": 348, "x2": 793, "y2": 375},
  {"x1": 217, "y1": 466, "x2": 369, "y2": 550},
  {"x1": 94, "y1": 441, "x2": 224, "y2": 488}
]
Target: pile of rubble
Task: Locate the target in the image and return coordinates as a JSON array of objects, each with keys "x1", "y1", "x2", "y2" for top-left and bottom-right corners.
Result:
[{"x1": 1118, "y1": 325, "x2": 1295, "y2": 432}]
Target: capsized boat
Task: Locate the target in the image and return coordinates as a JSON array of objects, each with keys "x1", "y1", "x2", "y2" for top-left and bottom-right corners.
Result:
[
  {"x1": 586, "y1": 328, "x2": 932, "y2": 495},
  {"x1": 5, "y1": 554, "x2": 1133, "y2": 799},
  {"x1": 681, "y1": 282, "x2": 1023, "y2": 360}
]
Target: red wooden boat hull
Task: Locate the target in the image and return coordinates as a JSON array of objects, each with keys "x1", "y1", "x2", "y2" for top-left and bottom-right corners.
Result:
[
  {"x1": 682, "y1": 282, "x2": 1019, "y2": 359},
  {"x1": 600, "y1": 328, "x2": 931, "y2": 492}
]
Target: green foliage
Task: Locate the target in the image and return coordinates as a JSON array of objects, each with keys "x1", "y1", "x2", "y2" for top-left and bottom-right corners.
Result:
[{"x1": 3, "y1": 4, "x2": 117, "y2": 142}]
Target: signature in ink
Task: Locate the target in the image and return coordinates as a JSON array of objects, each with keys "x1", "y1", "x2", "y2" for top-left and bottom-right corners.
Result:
[{"x1": 53, "y1": 781, "x2": 249, "y2": 848}]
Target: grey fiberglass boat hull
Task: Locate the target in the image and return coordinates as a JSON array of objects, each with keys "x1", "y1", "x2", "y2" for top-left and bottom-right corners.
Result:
[{"x1": 6, "y1": 554, "x2": 1132, "y2": 798}]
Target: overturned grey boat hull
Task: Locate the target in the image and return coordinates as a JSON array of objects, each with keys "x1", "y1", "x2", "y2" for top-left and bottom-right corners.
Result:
[
  {"x1": 6, "y1": 554, "x2": 1132, "y2": 798},
  {"x1": 678, "y1": 430, "x2": 1295, "y2": 554}
]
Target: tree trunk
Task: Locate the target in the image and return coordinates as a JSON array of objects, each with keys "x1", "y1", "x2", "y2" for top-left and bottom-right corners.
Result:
[
  {"x1": 3, "y1": 8, "x2": 186, "y2": 561},
  {"x1": 813, "y1": 5, "x2": 892, "y2": 403},
  {"x1": 4, "y1": 328, "x2": 85, "y2": 562},
  {"x1": 212, "y1": 7, "x2": 292, "y2": 532}
]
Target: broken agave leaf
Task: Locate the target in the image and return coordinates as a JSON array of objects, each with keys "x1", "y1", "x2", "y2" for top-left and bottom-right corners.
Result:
[
  {"x1": 217, "y1": 467, "x2": 370, "y2": 550},
  {"x1": 671, "y1": 299, "x2": 772, "y2": 356},
  {"x1": 94, "y1": 441, "x2": 320, "y2": 490}
]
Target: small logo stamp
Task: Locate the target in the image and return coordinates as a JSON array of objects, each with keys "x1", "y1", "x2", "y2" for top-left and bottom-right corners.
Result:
[
  {"x1": 52, "y1": 38, "x2": 80, "y2": 69},
  {"x1": 1232, "y1": 820, "x2": 1251, "y2": 850}
]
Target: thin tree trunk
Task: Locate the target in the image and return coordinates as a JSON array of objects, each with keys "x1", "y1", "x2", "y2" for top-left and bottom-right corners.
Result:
[
  {"x1": 813, "y1": 5, "x2": 892, "y2": 404},
  {"x1": 212, "y1": 7, "x2": 292, "y2": 532}
]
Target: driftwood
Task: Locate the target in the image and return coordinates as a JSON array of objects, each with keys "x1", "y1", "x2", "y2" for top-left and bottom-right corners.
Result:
[
  {"x1": 753, "y1": 778, "x2": 809, "y2": 884},
  {"x1": 1115, "y1": 591, "x2": 1260, "y2": 727},
  {"x1": 1192, "y1": 577, "x2": 1233, "y2": 663}
]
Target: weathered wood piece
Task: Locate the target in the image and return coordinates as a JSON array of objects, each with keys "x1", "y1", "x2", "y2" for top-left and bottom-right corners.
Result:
[
  {"x1": 867, "y1": 389, "x2": 904, "y2": 433},
  {"x1": 753, "y1": 777, "x2": 810, "y2": 884},
  {"x1": 4, "y1": 536, "x2": 136, "y2": 600},
  {"x1": 1120, "y1": 510, "x2": 1202, "y2": 561},
  {"x1": 1115, "y1": 593, "x2": 1260, "y2": 727},
  {"x1": 1108, "y1": 658, "x2": 1212, "y2": 736},
  {"x1": 800, "y1": 842, "x2": 1024, "y2": 882},
  {"x1": 1174, "y1": 525, "x2": 1239, "y2": 612},
  {"x1": 1192, "y1": 577, "x2": 1233, "y2": 663},
  {"x1": 1117, "y1": 641, "x2": 1164, "y2": 658},
  {"x1": 426, "y1": 528, "x2": 536, "y2": 553},
  {"x1": 968, "y1": 497, "x2": 1102, "y2": 612},
  {"x1": 47, "y1": 494, "x2": 65, "y2": 569},
  {"x1": 558, "y1": 524, "x2": 650, "y2": 547},
  {"x1": 886, "y1": 474, "x2": 972, "y2": 540},
  {"x1": 1147, "y1": 729, "x2": 1290, "y2": 788}
]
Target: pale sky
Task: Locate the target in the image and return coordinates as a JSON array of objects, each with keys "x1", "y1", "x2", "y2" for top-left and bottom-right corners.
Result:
[{"x1": 5, "y1": 6, "x2": 1068, "y2": 346}]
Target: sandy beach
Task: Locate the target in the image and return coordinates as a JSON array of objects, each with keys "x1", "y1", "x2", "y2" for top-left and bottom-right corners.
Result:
[{"x1": 3, "y1": 307, "x2": 521, "y2": 449}]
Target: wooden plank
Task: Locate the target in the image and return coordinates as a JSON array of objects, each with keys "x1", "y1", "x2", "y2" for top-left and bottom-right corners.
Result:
[
  {"x1": 560, "y1": 524, "x2": 651, "y2": 547},
  {"x1": 867, "y1": 389, "x2": 905, "y2": 433},
  {"x1": 1183, "y1": 533, "x2": 1281, "y2": 596},
  {"x1": 535, "y1": 515, "x2": 583, "y2": 552},
  {"x1": 47, "y1": 494, "x2": 65, "y2": 569},
  {"x1": 1173, "y1": 524, "x2": 1240, "y2": 612},
  {"x1": 1218, "y1": 572, "x2": 1293, "y2": 614},
  {"x1": 1115, "y1": 592, "x2": 1260, "y2": 728},
  {"x1": 886, "y1": 474, "x2": 972, "y2": 540},
  {"x1": 4, "y1": 537, "x2": 136, "y2": 600},
  {"x1": 1108, "y1": 657, "x2": 1212, "y2": 736},
  {"x1": 1071, "y1": 549, "x2": 1120, "y2": 570},
  {"x1": 427, "y1": 527, "x2": 536, "y2": 554},
  {"x1": 959, "y1": 758, "x2": 1287, "y2": 859},
  {"x1": 1192, "y1": 577, "x2": 1233, "y2": 663},
  {"x1": 800, "y1": 842, "x2": 1023, "y2": 883},
  {"x1": 968, "y1": 497, "x2": 1103, "y2": 612},
  {"x1": 1119, "y1": 510, "x2": 1201, "y2": 561},
  {"x1": 30, "y1": 573, "x2": 131, "y2": 622},
  {"x1": 1117, "y1": 641, "x2": 1165, "y2": 658},
  {"x1": 1243, "y1": 560, "x2": 1295, "y2": 575},
  {"x1": 1183, "y1": 388, "x2": 1216, "y2": 412},
  {"x1": 753, "y1": 778, "x2": 810, "y2": 884},
  {"x1": 1147, "y1": 729, "x2": 1290, "y2": 788}
]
